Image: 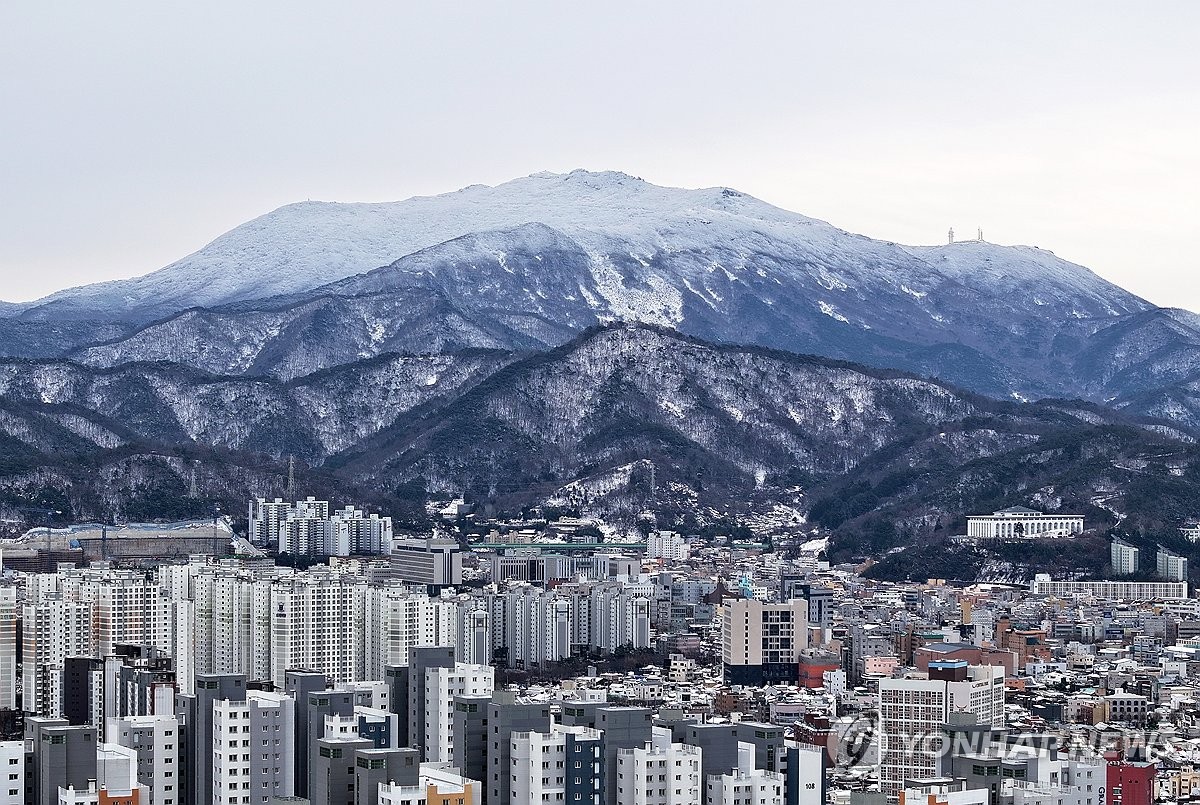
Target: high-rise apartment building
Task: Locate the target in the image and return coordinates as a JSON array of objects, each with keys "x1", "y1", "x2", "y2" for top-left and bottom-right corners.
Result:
[
  {"x1": 212, "y1": 691, "x2": 295, "y2": 805},
  {"x1": 704, "y1": 743, "x2": 785, "y2": 805},
  {"x1": 1158, "y1": 547, "x2": 1189, "y2": 582},
  {"x1": 22, "y1": 595, "x2": 94, "y2": 716},
  {"x1": 510, "y1": 725, "x2": 603, "y2": 805},
  {"x1": 107, "y1": 714, "x2": 181, "y2": 805},
  {"x1": 877, "y1": 662, "x2": 1005, "y2": 794},
  {"x1": 422, "y1": 663, "x2": 494, "y2": 766},
  {"x1": 250, "y1": 498, "x2": 391, "y2": 557},
  {"x1": 613, "y1": 727, "x2": 702, "y2": 805},
  {"x1": 721, "y1": 598, "x2": 809, "y2": 686},
  {"x1": 0, "y1": 588, "x2": 17, "y2": 711},
  {"x1": 1111, "y1": 540, "x2": 1140, "y2": 575}
]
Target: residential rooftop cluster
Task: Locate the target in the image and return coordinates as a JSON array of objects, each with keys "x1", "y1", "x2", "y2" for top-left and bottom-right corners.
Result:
[{"x1": 0, "y1": 499, "x2": 1197, "y2": 805}]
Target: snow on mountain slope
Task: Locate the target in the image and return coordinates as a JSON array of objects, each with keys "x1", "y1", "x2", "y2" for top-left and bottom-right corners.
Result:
[
  {"x1": 905, "y1": 240, "x2": 1146, "y2": 318},
  {"x1": 12, "y1": 169, "x2": 1193, "y2": 413},
  {"x1": 0, "y1": 349, "x2": 513, "y2": 461},
  {"x1": 11, "y1": 170, "x2": 1148, "y2": 326}
]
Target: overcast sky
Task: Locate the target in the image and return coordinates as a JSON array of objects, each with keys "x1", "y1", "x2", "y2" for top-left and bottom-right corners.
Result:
[{"x1": 1, "y1": 2, "x2": 1197, "y2": 311}]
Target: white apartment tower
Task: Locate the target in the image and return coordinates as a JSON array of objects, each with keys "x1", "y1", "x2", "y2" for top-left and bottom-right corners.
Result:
[
  {"x1": 704, "y1": 743, "x2": 785, "y2": 805},
  {"x1": 212, "y1": 691, "x2": 295, "y2": 805},
  {"x1": 0, "y1": 588, "x2": 17, "y2": 710},
  {"x1": 1111, "y1": 540, "x2": 1140, "y2": 576},
  {"x1": 268, "y1": 574, "x2": 367, "y2": 688},
  {"x1": 510, "y1": 725, "x2": 603, "y2": 805},
  {"x1": 365, "y1": 587, "x2": 458, "y2": 674},
  {"x1": 329, "y1": 506, "x2": 393, "y2": 556},
  {"x1": 877, "y1": 662, "x2": 1005, "y2": 794},
  {"x1": 423, "y1": 663, "x2": 495, "y2": 765},
  {"x1": 22, "y1": 594, "x2": 94, "y2": 716},
  {"x1": 107, "y1": 714, "x2": 181, "y2": 805},
  {"x1": 192, "y1": 566, "x2": 270, "y2": 678},
  {"x1": 647, "y1": 531, "x2": 690, "y2": 562},
  {"x1": 253, "y1": 497, "x2": 392, "y2": 557},
  {"x1": 248, "y1": 498, "x2": 293, "y2": 546},
  {"x1": 0, "y1": 741, "x2": 23, "y2": 805},
  {"x1": 1158, "y1": 547, "x2": 1189, "y2": 582},
  {"x1": 589, "y1": 584, "x2": 653, "y2": 653},
  {"x1": 502, "y1": 586, "x2": 572, "y2": 669},
  {"x1": 614, "y1": 727, "x2": 703, "y2": 805}
]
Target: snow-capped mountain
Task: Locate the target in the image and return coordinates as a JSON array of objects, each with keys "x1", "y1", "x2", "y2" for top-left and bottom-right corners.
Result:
[
  {"x1": 5, "y1": 169, "x2": 1198, "y2": 412},
  {"x1": 10, "y1": 168, "x2": 1145, "y2": 321},
  {"x1": 12, "y1": 169, "x2": 907, "y2": 320}
]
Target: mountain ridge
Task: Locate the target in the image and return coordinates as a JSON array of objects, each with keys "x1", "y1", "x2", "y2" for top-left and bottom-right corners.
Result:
[
  {"x1": 2, "y1": 169, "x2": 1197, "y2": 426},
  {"x1": 2, "y1": 323, "x2": 1197, "y2": 548}
]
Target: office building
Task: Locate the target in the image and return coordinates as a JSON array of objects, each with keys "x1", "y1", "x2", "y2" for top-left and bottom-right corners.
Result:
[{"x1": 390, "y1": 538, "x2": 461, "y2": 588}]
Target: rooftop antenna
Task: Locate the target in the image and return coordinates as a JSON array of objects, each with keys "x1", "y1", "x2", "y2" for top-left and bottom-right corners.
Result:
[
  {"x1": 948, "y1": 227, "x2": 955, "y2": 244},
  {"x1": 286, "y1": 455, "x2": 296, "y2": 500}
]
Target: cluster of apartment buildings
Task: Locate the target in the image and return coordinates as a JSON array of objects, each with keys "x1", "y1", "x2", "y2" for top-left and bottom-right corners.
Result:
[
  {"x1": 1111, "y1": 540, "x2": 1190, "y2": 582},
  {"x1": 248, "y1": 499, "x2": 393, "y2": 558},
  {"x1": 3, "y1": 497, "x2": 1200, "y2": 805}
]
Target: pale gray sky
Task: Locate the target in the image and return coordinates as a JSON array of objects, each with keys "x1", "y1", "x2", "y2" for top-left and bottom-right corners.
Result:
[{"x1": 1, "y1": 2, "x2": 1197, "y2": 310}]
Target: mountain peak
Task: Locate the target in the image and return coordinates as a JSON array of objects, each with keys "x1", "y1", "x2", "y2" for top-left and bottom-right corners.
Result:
[{"x1": 526, "y1": 168, "x2": 646, "y2": 184}]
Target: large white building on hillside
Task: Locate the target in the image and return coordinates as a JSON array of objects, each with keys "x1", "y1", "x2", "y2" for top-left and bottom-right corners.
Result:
[
  {"x1": 967, "y1": 507, "x2": 1083, "y2": 540},
  {"x1": 1112, "y1": 540, "x2": 1140, "y2": 575},
  {"x1": 1158, "y1": 546, "x2": 1189, "y2": 582}
]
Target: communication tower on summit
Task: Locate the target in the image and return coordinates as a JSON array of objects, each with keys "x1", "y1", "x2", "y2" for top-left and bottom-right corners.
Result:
[{"x1": 948, "y1": 227, "x2": 955, "y2": 244}]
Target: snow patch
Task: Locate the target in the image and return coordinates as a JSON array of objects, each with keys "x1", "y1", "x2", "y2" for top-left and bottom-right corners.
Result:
[{"x1": 818, "y1": 301, "x2": 849, "y2": 323}]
